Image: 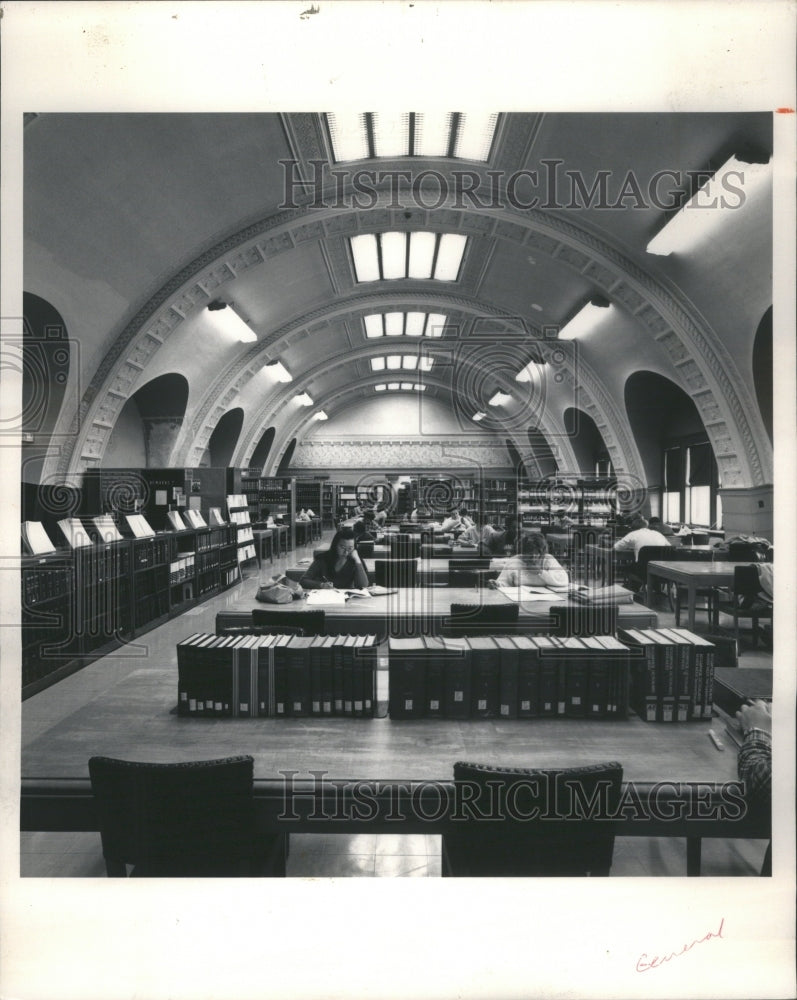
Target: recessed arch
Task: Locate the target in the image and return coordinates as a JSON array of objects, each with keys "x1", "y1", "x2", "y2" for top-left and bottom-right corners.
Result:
[
  {"x1": 250, "y1": 426, "x2": 276, "y2": 470},
  {"x1": 105, "y1": 373, "x2": 189, "y2": 468},
  {"x1": 563, "y1": 406, "x2": 610, "y2": 474},
  {"x1": 752, "y1": 306, "x2": 773, "y2": 444},
  {"x1": 206, "y1": 407, "x2": 244, "y2": 468},
  {"x1": 276, "y1": 437, "x2": 297, "y2": 475},
  {"x1": 526, "y1": 427, "x2": 558, "y2": 478}
]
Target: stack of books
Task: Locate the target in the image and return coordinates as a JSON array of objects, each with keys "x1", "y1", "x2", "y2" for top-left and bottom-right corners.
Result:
[
  {"x1": 176, "y1": 632, "x2": 378, "y2": 718},
  {"x1": 618, "y1": 627, "x2": 716, "y2": 722},
  {"x1": 387, "y1": 634, "x2": 632, "y2": 721}
]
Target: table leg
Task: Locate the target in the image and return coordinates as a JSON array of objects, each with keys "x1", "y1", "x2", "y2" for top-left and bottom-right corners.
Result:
[
  {"x1": 686, "y1": 837, "x2": 702, "y2": 876},
  {"x1": 687, "y1": 584, "x2": 696, "y2": 631}
]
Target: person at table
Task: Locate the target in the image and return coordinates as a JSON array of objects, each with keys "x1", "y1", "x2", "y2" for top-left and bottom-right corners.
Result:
[
  {"x1": 296, "y1": 508, "x2": 311, "y2": 522},
  {"x1": 736, "y1": 698, "x2": 772, "y2": 875},
  {"x1": 353, "y1": 508, "x2": 377, "y2": 544},
  {"x1": 648, "y1": 515, "x2": 675, "y2": 537},
  {"x1": 299, "y1": 527, "x2": 370, "y2": 590},
  {"x1": 458, "y1": 506, "x2": 475, "y2": 530},
  {"x1": 494, "y1": 531, "x2": 569, "y2": 590},
  {"x1": 612, "y1": 515, "x2": 671, "y2": 558},
  {"x1": 455, "y1": 515, "x2": 482, "y2": 547},
  {"x1": 262, "y1": 508, "x2": 277, "y2": 528},
  {"x1": 551, "y1": 509, "x2": 574, "y2": 530},
  {"x1": 373, "y1": 502, "x2": 388, "y2": 528},
  {"x1": 482, "y1": 517, "x2": 517, "y2": 556},
  {"x1": 440, "y1": 508, "x2": 463, "y2": 533}
]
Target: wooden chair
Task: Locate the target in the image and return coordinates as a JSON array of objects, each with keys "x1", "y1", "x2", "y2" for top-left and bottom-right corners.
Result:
[
  {"x1": 252, "y1": 608, "x2": 326, "y2": 634},
  {"x1": 444, "y1": 601, "x2": 519, "y2": 636},
  {"x1": 448, "y1": 558, "x2": 494, "y2": 589},
  {"x1": 442, "y1": 760, "x2": 623, "y2": 876},
  {"x1": 387, "y1": 534, "x2": 421, "y2": 559},
  {"x1": 712, "y1": 565, "x2": 773, "y2": 651},
  {"x1": 88, "y1": 755, "x2": 286, "y2": 877},
  {"x1": 374, "y1": 558, "x2": 418, "y2": 588}
]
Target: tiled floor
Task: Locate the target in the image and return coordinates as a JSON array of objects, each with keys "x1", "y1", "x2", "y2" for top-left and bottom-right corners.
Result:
[{"x1": 20, "y1": 530, "x2": 773, "y2": 879}]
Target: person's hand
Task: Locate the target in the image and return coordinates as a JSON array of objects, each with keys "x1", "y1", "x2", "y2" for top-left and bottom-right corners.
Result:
[
  {"x1": 736, "y1": 698, "x2": 772, "y2": 735},
  {"x1": 322, "y1": 580, "x2": 334, "y2": 589}
]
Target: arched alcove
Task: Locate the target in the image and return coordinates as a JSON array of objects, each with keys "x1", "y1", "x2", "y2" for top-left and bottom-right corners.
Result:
[
  {"x1": 563, "y1": 407, "x2": 610, "y2": 474},
  {"x1": 250, "y1": 426, "x2": 276, "y2": 471},
  {"x1": 526, "y1": 427, "x2": 558, "y2": 479},
  {"x1": 276, "y1": 437, "x2": 297, "y2": 476},
  {"x1": 207, "y1": 408, "x2": 244, "y2": 468},
  {"x1": 752, "y1": 307, "x2": 773, "y2": 444},
  {"x1": 21, "y1": 292, "x2": 71, "y2": 487},
  {"x1": 105, "y1": 373, "x2": 189, "y2": 467}
]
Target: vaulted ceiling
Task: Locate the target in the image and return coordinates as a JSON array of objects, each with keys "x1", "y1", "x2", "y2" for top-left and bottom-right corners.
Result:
[{"x1": 23, "y1": 111, "x2": 773, "y2": 487}]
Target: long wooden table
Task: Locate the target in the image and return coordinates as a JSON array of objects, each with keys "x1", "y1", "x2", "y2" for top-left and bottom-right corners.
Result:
[
  {"x1": 647, "y1": 560, "x2": 747, "y2": 631},
  {"x1": 236, "y1": 586, "x2": 658, "y2": 637}
]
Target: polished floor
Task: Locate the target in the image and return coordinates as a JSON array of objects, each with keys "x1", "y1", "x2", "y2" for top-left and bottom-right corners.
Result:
[{"x1": 20, "y1": 528, "x2": 773, "y2": 878}]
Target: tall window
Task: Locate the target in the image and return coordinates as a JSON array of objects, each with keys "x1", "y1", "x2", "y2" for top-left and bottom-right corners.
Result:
[{"x1": 662, "y1": 438, "x2": 721, "y2": 527}]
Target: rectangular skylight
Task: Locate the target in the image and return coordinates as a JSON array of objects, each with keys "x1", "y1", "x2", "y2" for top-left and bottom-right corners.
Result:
[
  {"x1": 402, "y1": 312, "x2": 423, "y2": 337},
  {"x1": 351, "y1": 234, "x2": 380, "y2": 282},
  {"x1": 364, "y1": 314, "x2": 384, "y2": 338},
  {"x1": 418, "y1": 356, "x2": 434, "y2": 372},
  {"x1": 326, "y1": 112, "x2": 369, "y2": 162},
  {"x1": 381, "y1": 231, "x2": 407, "y2": 280},
  {"x1": 646, "y1": 154, "x2": 772, "y2": 256},
  {"x1": 415, "y1": 112, "x2": 453, "y2": 157},
  {"x1": 408, "y1": 231, "x2": 436, "y2": 278},
  {"x1": 375, "y1": 383, "x2": 387, "y2": 391},
  {"x1": 387, "y1": 382, "x2": 400, "y2": 391},
  {"x1": 425, "y1": 313, "x2": 446, "y2": 337},
  {"x1": 402, "y1": 354, "x2": 417, "y2": 370},
  {"x1": 372, "y1": 112, "x2": 410, "y2": 158},
  {"x1": 488, "y1": 391, "x2": 512, "y2": 406},
  {"x1": 386, "y1": 355, "x2": 402, "y2": 370},
  {"x1": 558, "y1": 300, "x2": 612, "y2": 341},
  {"x1": 385, "y1": 312, "x2": 404, "y2": 336},
  {"x1": 370, "y1": 357, "x2": 385, "y2": 371},
  {"x1": 414, "y1": 384, "x2": 426, "y2": 392},
  {"x1": 400, "y1": 382, "x2": 413, "y2": 391},
  {"x1": 433, "y1": 233, "x2": 467, "y2": 280},
  {"x1": 455, "y1": 112, "x2": 499, "y2": 161}
]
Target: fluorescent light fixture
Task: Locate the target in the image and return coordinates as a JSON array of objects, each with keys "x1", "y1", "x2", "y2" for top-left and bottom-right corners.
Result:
[
  {"x1": 558, "y1": 298, "x2": 612, "y2": 340},
  {"x1": 415, "y1": 112, "x2": 452, "y2": 156},
  {"x1": 488, "y1": 391, "x2": 513, "y2": 407},
  {"x1": 374, "y1": 383, "x2": 387, "y2": 391},
  {"x1": 471, "y1": 411, "x2": 487, "y2": 422},
  {"x1": 370, "y1": 357, "x2": 385, "y2": 371},
  {"x1": 433, "y1": 233, "x2": 467, "y2": 280},
  {"x1": 408, "y1": 231, "x2": 436, "y2": 278},
  {"x1": 364, "y1": 314, "x2": 384, "y2": 338},
  {"x1": 425, "y1": 313, "x2": 446, "y2": 337},
  {"x1": 372, "y1": 112, "x2": 409, "y2": 158},
  {"x1": 264, "y1": 360, "x2": 293, "y2": 382},
  {"x1": 515, "y1": 360, "x2": 544, "y2": 383},
  {"x1": 351, "y1": 234, "x2": 380, "y2": 282},
  {"x1": 385, "y1": 312, "x2": 404, "y2": 336},
  {"x1": 647, "y1": 154, "x2": 772, "y2": 256},
  {"x1": 326, "y1": 112, "x2": 369, "y2": 161},
  {"x1": 295, "y1": 392, "x2": 314, "y2": 406},
  {"x1": 455, "y1": 113, "x2": 499, "y2": 161},
  {"x1": 381, "y1": 231, "x2": 407, "y2": 280},
  {"x1": 314, "y1": 410, "x2": 328, "y2": 420},
  {"x1": 206, "y1": 300, "x2": 257, "y2": 343}
]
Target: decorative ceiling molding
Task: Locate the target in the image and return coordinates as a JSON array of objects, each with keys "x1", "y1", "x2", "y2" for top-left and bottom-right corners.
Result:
[{"x1": 45, "y1": 178, "x2": 769, "y2": 490}]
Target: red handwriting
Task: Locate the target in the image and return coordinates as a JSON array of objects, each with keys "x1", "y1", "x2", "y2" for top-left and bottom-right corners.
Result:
[{"x1": 636, "y1": 918, "x2": 725, "y2": 972}]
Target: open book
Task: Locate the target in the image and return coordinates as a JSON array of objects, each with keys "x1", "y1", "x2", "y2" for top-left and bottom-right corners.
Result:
[
  {"x1": 57, "y1": 518, "x2": 92, "y2": 549},
  {"x1": 568, "y1": 583, "x2": 635, "y2": 605},
  {"x1": 21, "y1": 521, "x2": 56, "y2": 555},
  {"x1": 92, "y1": 515, "x2": 123, "y2": 543},
  {"x1": 305, "y1": 589, "x2": 348, "y2": 606},
  {"x1": 125, "y1": 513, "x2": 156, "y2": 538},
  {"x1": 183, "y1": 509, "x2": 207, "y2": 529},
  {"x1": 167, "y1": 510, "x2": 187, "y2": 531},
  {"x1": 494, "y1": 583, "x2": 567, "y2": 603}
]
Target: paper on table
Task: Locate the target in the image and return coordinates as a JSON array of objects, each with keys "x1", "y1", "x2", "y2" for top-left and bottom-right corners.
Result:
[
  {"x1": 495, "y1": 584, "x2": 567, "y2": 603},
  {"x1": 305, "y1": 589, "x2": 348, "y2": 605}
]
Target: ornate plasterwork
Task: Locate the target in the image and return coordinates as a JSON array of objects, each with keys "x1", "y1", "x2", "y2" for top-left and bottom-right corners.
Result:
[
  {"x1": 46, "y1": 176, "x2": 770, "y2": 490},
  {"x1": 289, "y1": 439, "x2": 512, "y2": 470}
]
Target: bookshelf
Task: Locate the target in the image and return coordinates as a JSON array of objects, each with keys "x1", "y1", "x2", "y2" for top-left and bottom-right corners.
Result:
[
  {"x1": 517, "y1": 477, "x2": 617, "y2": 529},
  {"x1": 226, "y1": 494, "x2": 257, "y2": 571},
  {"x1": 480, "y1": 476, "x2": 517, "y2": 526}
]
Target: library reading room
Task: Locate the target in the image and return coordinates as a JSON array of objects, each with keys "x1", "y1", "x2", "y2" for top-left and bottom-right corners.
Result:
[{"x1": 18, "y1": 110, "x2": 778, "y2": 880}]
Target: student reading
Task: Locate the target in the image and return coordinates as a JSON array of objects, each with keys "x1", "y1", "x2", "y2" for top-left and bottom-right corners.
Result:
[
  {"x1": 494, "y1": 531, "x2": 569, "y2": 589},
  {"x1": 300, "y1": 527, "x2": 369, "y2": 590}
]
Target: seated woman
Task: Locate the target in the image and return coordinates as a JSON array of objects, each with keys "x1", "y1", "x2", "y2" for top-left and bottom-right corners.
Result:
[
  {"x1": 352, "y1": 509, "x2": 377, "y2": 544},
  {"x1": 299, "y1": 527, "x2": 370, "y2": 590},
  {"x1": 440, "y1": 509, "x2": 462, "y2": 533},
  {"x1": 494, "y1": 531, "x2": 569, "y2": 590}
]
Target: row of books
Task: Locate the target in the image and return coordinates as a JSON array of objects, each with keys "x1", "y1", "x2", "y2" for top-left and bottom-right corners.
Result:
[
  {"x1": 388, "y1": 635, "x2": 631, "y2": 720},
  {"x1": 22, "y1": 563, "x2": 72, "y2": 606},
  {"x1": 237, "y1": 542, "x2": 257, "y2": 564},
  {"x1": 169, "y1": 553, "x2": 196, "y2": 585},
  {"x1": 618, "y1": 627, "x2": 716, "y2": 723},
  {"x1": 176, "y1": 632, "x2": 378, "y2": 718}
]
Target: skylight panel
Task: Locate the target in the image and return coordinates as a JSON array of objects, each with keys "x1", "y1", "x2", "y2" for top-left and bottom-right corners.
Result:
[
  {"x1": 364, "y1": 314, "x2": 384, "y2": 338},
  {"x1": 385, "y1": 312, "x2": 404, "y2": 336},
  {"x1": 375, "y1": 383, "x2": 387, "y2": 391},
  {"x1": 326, "y1": 111, "x2": 370, "y2": 162},
  {"x1": 372, "y1": 112, "x2": 410, "y2": 157},
  {"x1": 414, "y1": 112, "x2": 453, "y2": 156},
  {"x1": 425, "y1": 313, "x2": 446, "y2": 337},
  {"x1": 433, "y1": 234, "x2": 467, "y2": 280},
  {"x1": 386, "y1": 354, "x2": 402, "y2": 370},
  {"x1": 418, "y1": 356, "x2": 434, "y2": 372},
  {"x1": 455, "y1": 113, "x2": 499, "y2": 161},
  {"x1": 400, "y1": 382, "x2": 413, "y2": 391},
  {"x1": 414, "y1": 384, "x2": 426, "y2": 391},
  {"x1": 370, "y1": 357, "x2": 386, "y2": 371},
  {"x1": 405, "y1": 312, "x2": 426, "y2": 337},
  {"x1": 402, "y1": 354, "x2": 417, "y2": 370},
  {"x1": 387, "y1": 382, "x2": 400, "y2": 391},
  {"x1": 381, "y1": 231, "x2": 407, "y2": 280},
  {"x1": 351, "y1": 234, "x2": 380, "y2": 282},
  {"x1": 408, "y1": 231, "x2": 437, "y2": 278}
]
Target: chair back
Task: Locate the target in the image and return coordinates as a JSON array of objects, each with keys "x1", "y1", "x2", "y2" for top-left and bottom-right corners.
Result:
[
  {"x1": 220, "y1": 624, "x2": 305, "y2": 637},
  {"x1": 636, "y1": 545, "x2": 676, "y2": 572},
  {"x1": 356, "y1": 539, "x2": 375, "y2": 558},
  {"x1": 88, "y1": 755, "x2": 282, "y2": 877},
  {"x1": 442, "y1": 760, "x2": 623, "y2": 876},
  {"x1": 445, "y1": 602, "x2": 519, "y2": 636},
  {"x1": 387, "y1": 534, "x2": 421, "y2": 558},
  {"x1": 252, "y1": 608, "x2": 326, "y2": 634},
  {"x1": 728, "y1": 542, "x2": 765, "y2": 561},
  {"x1": 550, "y1": 604, "x2": 618, "y2": 637},
  {"x1": 374, "y1": 558, "x2": 418, "y2": 588},
  {"x1": 734, "y1": 564, "x2": 765, "y2": 600}
]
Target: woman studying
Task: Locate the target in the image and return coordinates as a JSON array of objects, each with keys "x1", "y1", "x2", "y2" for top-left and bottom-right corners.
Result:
[
  {"x1": 299, "y1": 527, "x2": 370, "y2": 590},
  {"x1": 495, "y1": 531, "x2": 570, "y2": 590}
]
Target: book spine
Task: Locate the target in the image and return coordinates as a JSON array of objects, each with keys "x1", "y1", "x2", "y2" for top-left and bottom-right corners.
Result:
[
  {"x1": 498, "y1": 644, "x2": 519, "y2": 720},
  {"x1": 470, "y1": 647, "x2": 499, "y2": 719},
  {"x1": 444, "y1": 649, "x2": 471, "y2": 720},
  {"x1": 426, "y1": 655, "x2": 445, "y2": 718},
  {"x1": 701, "y1": 643, "x2": 715, "y2": 719},
  {"x1": 587, "y1": 659, "x2": 610, "y2": 718},
  {"x1": 657, "y1": 641, "x2": 676, "y2": 723},
  {"x1": 538, "y1": 655, "x2": 558, "y2": 717},
  {"x1": 273, "y1": 643, "x2": 289, "y2": 717},
  {"x1": 565, "y1": 655, "x2": 588, "y2": 718}
]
